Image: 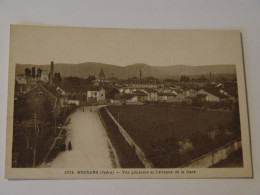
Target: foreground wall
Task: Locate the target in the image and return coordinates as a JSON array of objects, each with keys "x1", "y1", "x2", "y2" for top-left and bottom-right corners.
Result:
[{"x1": 180, "y1": 139, "x2": 242, "y2": 168}]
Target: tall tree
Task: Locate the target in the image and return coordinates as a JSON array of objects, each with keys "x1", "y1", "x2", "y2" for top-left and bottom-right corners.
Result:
[
  {"x1": 25, "y1": 68, "x2": 31, "y2": 78},
  {"x1": 99, "y1": 68, "x2": 105, "y2": 79},
  {"x1": 32, "y1": 67, "x2": 36, "y2": 78},
  {"x1": 36, "y1": 68, "x2": 42, "y2": 77},
  {"x1": 53, "y1": 72, "x2": 62, "y2": 84}
]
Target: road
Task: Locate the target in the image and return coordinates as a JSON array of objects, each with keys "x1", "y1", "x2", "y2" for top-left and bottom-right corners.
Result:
[{"x1": 46, "y1": 106, "x2": 118, "y2": 168}]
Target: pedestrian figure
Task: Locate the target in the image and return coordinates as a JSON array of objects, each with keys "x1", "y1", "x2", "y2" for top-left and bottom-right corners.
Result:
[
  {"x1": 83, "y1": 108, "x2": 84, "y2": 112},
  {"x1": 90, "y1": 108, "x2": 92, "y2": 112},
  {"x1": 68, "y1": 141, "x2": 72, "y2": 151}
]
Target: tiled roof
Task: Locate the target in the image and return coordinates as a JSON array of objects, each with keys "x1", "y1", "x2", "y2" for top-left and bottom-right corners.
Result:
[
  {"x1": 23, "y1": 84, "x2": 65, "y2": 99},
  {"x1": 40, "y1": 84, "x2": 65, "y2": 98}
]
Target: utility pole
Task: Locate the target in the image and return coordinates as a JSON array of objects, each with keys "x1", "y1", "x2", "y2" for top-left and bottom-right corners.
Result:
[
  {"x1": 54, "y1": 113, "x2": 56, "y2": 136},
  {"x1": 32, "y1": 113, "x2": 40, "y2": 168},
  {"x1": 33, "y1": 113, "x2": 37, "y2": 168},
  {"x1": 207, "y1": 131, "x2": 214, "y2": 166}
]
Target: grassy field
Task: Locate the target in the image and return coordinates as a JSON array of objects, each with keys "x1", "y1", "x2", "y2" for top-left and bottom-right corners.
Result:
[{"x1": 107, "y1": 105, "x2": 241, "y2": 168}]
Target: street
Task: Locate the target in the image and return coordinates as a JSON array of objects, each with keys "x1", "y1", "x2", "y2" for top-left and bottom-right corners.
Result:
[{"x1": 46, "y1": 106, "x2": 118, "y2": 168}]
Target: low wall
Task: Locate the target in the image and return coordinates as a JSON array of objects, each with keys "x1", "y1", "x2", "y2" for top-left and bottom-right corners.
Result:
[
  {"x1": 98, "y1": 107, "x2": 145, "y2": 168},
  {"x1": 104, "y1": 107, "x2": 153, "y2": 168},
  {"x1": 180, "y1": 139, "x2": 242, "y2": 168}
]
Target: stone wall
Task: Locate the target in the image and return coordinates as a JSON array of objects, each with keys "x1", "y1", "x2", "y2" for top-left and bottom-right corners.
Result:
[{"x1": 180, "y1": 139, "x2": 241, "y2": 168}]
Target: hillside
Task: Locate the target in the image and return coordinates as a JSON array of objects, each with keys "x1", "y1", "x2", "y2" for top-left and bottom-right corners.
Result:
[{"x1": 16, "y1": 62, "x2": 236, "y2": 79}]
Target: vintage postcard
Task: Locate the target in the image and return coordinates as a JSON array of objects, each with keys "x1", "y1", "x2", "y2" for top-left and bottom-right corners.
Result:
[{"x1": 5, "y1": 25, "x2": 252, "y2": 179}]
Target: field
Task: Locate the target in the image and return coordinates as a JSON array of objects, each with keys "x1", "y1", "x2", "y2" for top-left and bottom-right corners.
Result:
[{"x1": 107, "y1": 105, "x2": 241, "y2": 168}]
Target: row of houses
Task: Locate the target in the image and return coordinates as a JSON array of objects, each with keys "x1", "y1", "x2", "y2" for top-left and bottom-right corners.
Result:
[
  {"x1": 112, "y1": 86, "x2": 195, "y2": 104},
  {"x1": 55, "y1": 85, "x2": 106, "y2": 106},
  {"x1": 110, "y1": 83, "x2": 237, "y2": 104},
  {"x1": 15, "y1": 83, "x2": 107, "y2": 117},
  {"x1": 17, "y1": 81, "x2": 237, "y2": 115}
]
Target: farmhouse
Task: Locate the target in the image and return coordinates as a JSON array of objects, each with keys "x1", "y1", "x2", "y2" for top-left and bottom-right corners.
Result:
[
  {"x1": 56, "y1": 86, "x2": 88, "y2": 102},
  {"x1": 87, "y1": 87, "x2": 106, "y2": 103},
  {"x1": 197, "y1": 87, "x2": 228, "y2": 102},
  {"x1": 158, "y1": 92, "x2": 177, "y2": 102},
  {"x1": 22, "y1": 84, "x2": 67, "y2": 115},
  {"x1": 133, "y1": 90, "x2": 148, "y2": 102},
  {"x1": 174, "y1": 88, "x2": 185, "y2": 100},
  {"x1": 142, "y1": 88, "x2": 158, "y2": 102},
  {"x1": 121, "y1": 94, "x2": 138, "y2": 104},
  {"x1": 183, "y1": 89, "x2": 197, "y2": 98},
  {"x1": 120, "y1": 91, "x2": 148, "y2": 104}
]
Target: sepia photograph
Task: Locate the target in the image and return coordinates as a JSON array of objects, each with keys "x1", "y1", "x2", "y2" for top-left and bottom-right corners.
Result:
[{"x1": 5, "y1": 25, "x2": 252, "y2": 178}]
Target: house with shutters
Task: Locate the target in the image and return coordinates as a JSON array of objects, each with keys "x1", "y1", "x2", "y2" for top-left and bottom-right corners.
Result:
[{"x1": 87, "y1": 86, "x2": 106, "y2": 103}]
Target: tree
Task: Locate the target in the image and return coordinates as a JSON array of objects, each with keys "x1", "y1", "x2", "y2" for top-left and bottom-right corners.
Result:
[
  {"x1": 145, "y1": 76, "x2": 158, "y2": 82},
  {"x1": 25, "y1": 68, "x2": 31, "y2": 78},
  {"x1": 180, "y1": 75, "x2": 190, "y2": 82},
  {"x1": 86, "y1": 74, "x2": 96, "y2": 82},
  {"x1": 107, "y1": 88, "x2": 120, "y2": 99},
  {"x1": 36, "y1": 68, "x2": 42, "y2": 77},
  {"x1": 53, "y1": 72, "x2": 62, "y2": 84},
  {"x1": 197, "y1": 76, "x2": 208, "y2": 83},
  {"x1": 32, "y1": 67, "x2": 36, "y2": 78},
  {"x1": 99, "y1": 68, "x2": 105, "y2": 79}
]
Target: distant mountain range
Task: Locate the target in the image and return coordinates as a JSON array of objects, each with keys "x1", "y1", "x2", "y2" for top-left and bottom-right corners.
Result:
[{"x1": 16, "y1": 62, "x2": 236, "y2": 79}]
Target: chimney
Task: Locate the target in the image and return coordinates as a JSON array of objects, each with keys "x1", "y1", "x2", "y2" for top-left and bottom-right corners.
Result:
[{"x1": 50, "y1": 61, "x2": 54, "y2": 85}]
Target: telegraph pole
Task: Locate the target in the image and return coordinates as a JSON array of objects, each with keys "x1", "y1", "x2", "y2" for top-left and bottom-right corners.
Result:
[
  {"x1": 32, "y1": 113, "x2": 40, "y2": 168},
  {"x1": 33, "y1": 113, "x2": 37, "y2": 168},
  {"x1": 54, "y1": 113, "x2": 56, "y2": 136},
  {"x1": 207, "y1": 130, "x2": 214, "y2": 166}
]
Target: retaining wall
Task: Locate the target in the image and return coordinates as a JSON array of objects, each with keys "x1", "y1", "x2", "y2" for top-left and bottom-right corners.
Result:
[
  {"x1": 180, "y1": 139, "x2": 242, "y2": 168},
  {"x1": 98, "y1": 107, "x2": 145, "y2": 168}
]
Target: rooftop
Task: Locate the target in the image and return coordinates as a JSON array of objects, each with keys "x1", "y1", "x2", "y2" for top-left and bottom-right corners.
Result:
[{"x1": 201, "y1": 86, "x2": 228, "y2": 99}]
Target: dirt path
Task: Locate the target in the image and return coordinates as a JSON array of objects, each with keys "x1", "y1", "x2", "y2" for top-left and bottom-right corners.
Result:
[{"x1": 46, "y1": 106, "x2": 117, "y2": 168}]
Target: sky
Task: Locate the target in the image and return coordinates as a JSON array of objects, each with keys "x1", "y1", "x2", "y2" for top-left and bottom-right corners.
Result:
[{"x1": 9, "y1": 25, "x2": 243, "y2": 67}]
